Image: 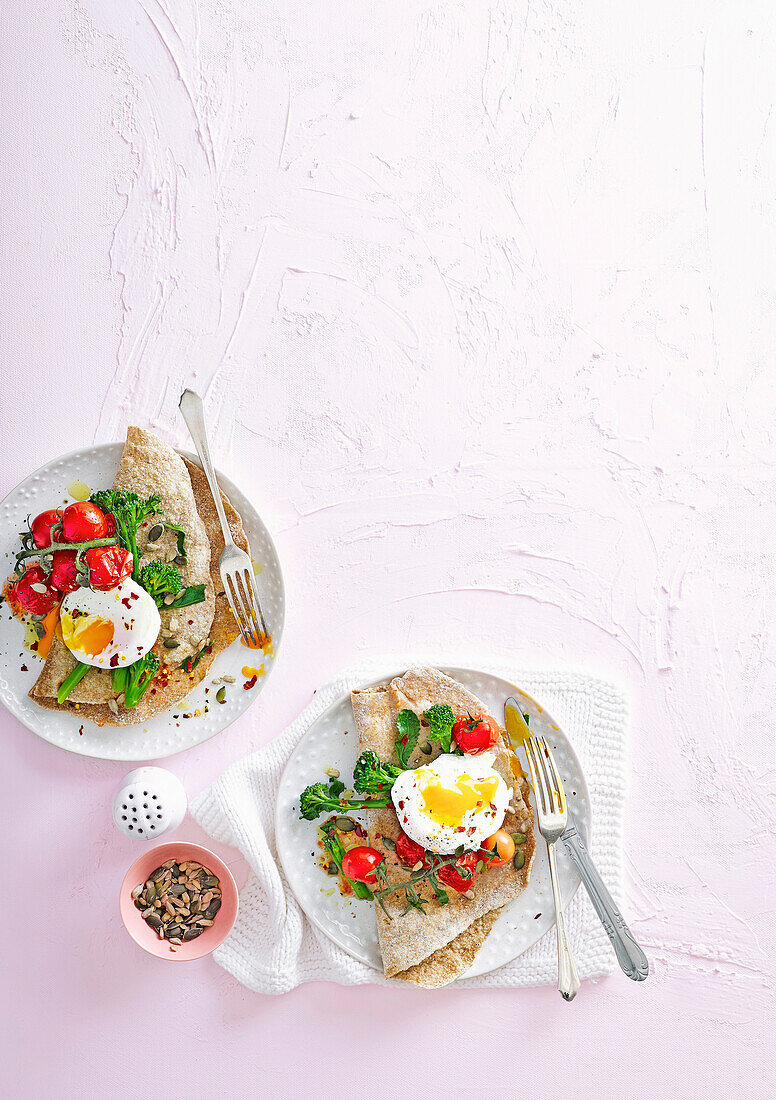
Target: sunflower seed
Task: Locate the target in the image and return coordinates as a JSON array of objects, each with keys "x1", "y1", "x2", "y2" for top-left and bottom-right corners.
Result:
[
  {"x1": 163, "y1": 594, "x2": 175, "y2": 606},
  {"x1": 324, "y1": 766, "x2": 340, "y2": 779},
  {"x1": 131, "y1": 885, "x2": 143, "y2": 900},
  {"x1": 108, "y1": 698, "x2": 119, "y2": 714},
  {"x1": 412, "y1": 861, "x2": 423, "y2": 872},
  {"x1": 221, "y1": 674, "x2": 236, "y2": 683},
  {"x1": 168, "y1": 937, "x2": 183, "y2": 946},
  {"x1": 463, "y1": 889, "x2": 475, "y2": 900},
  {"x1": 30, "y1": 582, "x2": 48, "y2": 594}
]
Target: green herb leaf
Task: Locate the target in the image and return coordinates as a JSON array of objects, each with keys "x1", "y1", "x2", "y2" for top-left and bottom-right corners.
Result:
[
  {"x1": 395, "y1": 709, "x2": 420, "y2": 767},
  {"x1": 163, "y1": 523, "x2": 187, "y2": 559},
  {"x1": 166, "y1": 584, "x2": 206, "y2": 609}
]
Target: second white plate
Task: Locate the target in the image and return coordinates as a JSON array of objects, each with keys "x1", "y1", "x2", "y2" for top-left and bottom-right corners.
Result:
[
  {"x1": 275, "y1": 667, "x2": 590, "y2": 981},
  {"x1": 0, "y1": 442, "x2": 284, "y2": 760}
]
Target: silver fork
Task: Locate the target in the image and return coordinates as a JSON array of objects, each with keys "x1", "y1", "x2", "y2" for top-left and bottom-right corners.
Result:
[
  {"x1": 179, "y1": 389, "x2": 268, "y2": 648},
  {"x1": 521, "y1": 726, "x2": 581, "y2": 1001}
]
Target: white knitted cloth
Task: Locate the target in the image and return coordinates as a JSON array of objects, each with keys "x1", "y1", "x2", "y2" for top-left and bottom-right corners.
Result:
[{"x1": 191, "y1": 658, "x2": 628, "y2": 994}]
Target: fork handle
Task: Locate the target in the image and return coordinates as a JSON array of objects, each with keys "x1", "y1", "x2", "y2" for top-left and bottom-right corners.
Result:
[
  {"x1": 178, "y1": 390, "x2": 234, "y2": 547},
  {"x1": 561, "y1": 829, "x2": 649, "y2": 981},
  {"x1": 547, "y1": 841, "x2": 581, "y2": 1001}
]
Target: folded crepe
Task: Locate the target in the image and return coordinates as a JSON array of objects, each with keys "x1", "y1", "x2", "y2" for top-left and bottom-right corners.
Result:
[
  {"x1": 30, "y1": 427, "x2": 249, "y2": 725},
  {"x1": 351, "y1": 667, "x2": 535, "y2": 988}
]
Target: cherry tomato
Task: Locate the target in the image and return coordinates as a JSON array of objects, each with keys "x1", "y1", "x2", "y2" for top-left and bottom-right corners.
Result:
[
  {"x1": 341, "y1": 846, "x2": 384, "y2": 885},
  {"x1": 84, "y1": 545, "x2": 132, "y2": 591},
  {"x1": 14, "y1": 565, "x2": 59, "y2": 615},
  {"x1": 437, "y1": 851, "x2": 481, "y2": 893},
  {"x1": 452, "y1": 714, "x2": 501, "y2": 755},
  {"x1": 61, "y1": 500, "x2": 108, "y2": 543},
  {"x1": 395, "y1": 831, "x2": 434, "y2": 870},
  {"x1": 103, "y1": 512, "x2": 117, "y2": 538},
  {"x1": 482, "y1": 828, "x2": 515, "y2": 867},
  {"x1": 49, "y1": 549, "x2": 80, "y2": 593},
  {"x1": 30, "y1": 508, "x2": 62, "y2": 549}
]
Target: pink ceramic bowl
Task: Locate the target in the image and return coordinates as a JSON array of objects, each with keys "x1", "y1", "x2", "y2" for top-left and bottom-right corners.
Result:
[{"x1": 119, "y1": 842, "x2": 238, "y2": 961}]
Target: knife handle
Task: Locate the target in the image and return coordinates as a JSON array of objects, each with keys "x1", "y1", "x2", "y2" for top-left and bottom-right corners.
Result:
[{"x1": 562, "y1": 830, "x2": 649, "y2": 981}]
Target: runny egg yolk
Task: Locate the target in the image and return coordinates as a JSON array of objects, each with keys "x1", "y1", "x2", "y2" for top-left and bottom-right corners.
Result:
[
  {"x1": 61, "y1": 612, "x2": 115, "y2": 658},
  {"x1": 417, "y1": 774, "x2": 501, "y2": 828}
]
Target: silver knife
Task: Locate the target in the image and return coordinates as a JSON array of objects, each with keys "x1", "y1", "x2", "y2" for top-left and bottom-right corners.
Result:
[{"x1": 561, "y1": 813, "x2": 649, "y2": 981}]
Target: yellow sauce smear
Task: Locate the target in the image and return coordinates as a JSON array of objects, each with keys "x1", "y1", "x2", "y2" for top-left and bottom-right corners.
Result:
[
  {"x1": 418, "y1": 775, "x2": 500, "y2": 827},
  {"x1": 67, "y1": 480, "x2": 91, "y2": 501}
]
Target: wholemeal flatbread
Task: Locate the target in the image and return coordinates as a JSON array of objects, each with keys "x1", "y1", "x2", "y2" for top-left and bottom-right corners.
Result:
[
  {"x1": 351, "y1": 667, "x2": 535, "y2": 988},
  {"x1": 30, "y1": 430, "x2": 249, "y2": 726}
]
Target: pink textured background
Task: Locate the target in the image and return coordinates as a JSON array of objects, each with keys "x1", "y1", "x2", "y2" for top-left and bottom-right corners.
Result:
[{"x1": 1, "y1": 3, "x2": 774, "y2": 1097}]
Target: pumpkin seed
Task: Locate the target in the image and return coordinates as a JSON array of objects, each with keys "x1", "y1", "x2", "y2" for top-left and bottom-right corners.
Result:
[
  {"x1": 511, "y1": 832, "x2": 526, "y2": 845},
  {"x1": 513, "y1": 850, "x2": 526, "y2": 871},
  {"x1": 146, "y1": 914, "x2": 163, "y2": 934},
  {"x1": 163, "y1": 638, "x2": 180, "y2": 649},
  {"x1": 327, "y1": 863, "x2": 338, "y2": 876},
  {"x1": 216, "y1": 686, "x2": 226, "y2": 703},
  {"x1": 380, "y1": 836, "x2": 396, "y2": 850},
  {"x1": 148, "y1": 524, "x2": 164, "y2": 542},
  {"x1": 135, "y1": 859, "x2": 222, "y2": 941},
  {"x1": 336, "y1": 816, "x2": 355, "y2": 831},
  {"x1": 204, "y1": 876, "x2": 219, "y2": 888},
  {"x1": 174, "y1": 554, "x2": 186, "y2": 567},
  {"x1": 34, "y1": 621, "x2": 46, "y2": 639},
  {"x1": 420, "y1": 741, "x2": 433, "y2": 754}
]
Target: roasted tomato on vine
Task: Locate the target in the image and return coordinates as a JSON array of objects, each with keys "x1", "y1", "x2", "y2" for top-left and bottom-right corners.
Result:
[
  {"x1": 60, "y1": 500, "x2": 109, "y2": 543},
  {"x1": 14, "y1": 565, "x2": 59, "y2": 615},
  {"x1": 452, "y1": 714, "x2": 501, "y2": 755},
  {"x1": 341, "y1": 846, "x2": 384, "y2": 885},
  {"x1": 49, "y1": 549, "x2": 80, "y2": 594},
  {"x1": 436, "y1": 851, "x2": 482, "y2": 893},
  {"x1": 30, "y1": 508, "x2": 62, "y2": 549},
  {"x1": 84, "y1": 546, "x2": 132, "y2": 591},
  {"x1": 394, "y1": 830, "x2": 434, "y2": 870}
]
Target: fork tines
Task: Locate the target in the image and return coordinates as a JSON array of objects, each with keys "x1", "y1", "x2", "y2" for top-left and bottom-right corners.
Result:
[
  {"x1": 523, "y1": 735, "x2": 567, "y2": 818},
  {"x1": 223, "y1": 567, "x2": 268, "y2": 649}
]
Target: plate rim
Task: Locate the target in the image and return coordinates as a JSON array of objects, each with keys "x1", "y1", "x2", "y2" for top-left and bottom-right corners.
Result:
[
  {"x1": 0, "y1": 440, "x2": 285, "y2": 759},
  {"x1": 275, "y1": 666, "x2": 590, "y2": 983}
]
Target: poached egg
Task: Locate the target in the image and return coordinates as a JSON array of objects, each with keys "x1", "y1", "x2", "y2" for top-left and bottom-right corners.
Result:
[
  {"x1": 391, "y1": 751, "x2": 511, "y2": 854},
  {"x1": 60, "y1": 578, "x2": 160, "y2": 669}
]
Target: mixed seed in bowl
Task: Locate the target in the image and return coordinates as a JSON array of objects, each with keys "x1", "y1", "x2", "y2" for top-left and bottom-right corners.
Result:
[{"x1": 132, "y1": 859, "x2": 222, "y2": 952}]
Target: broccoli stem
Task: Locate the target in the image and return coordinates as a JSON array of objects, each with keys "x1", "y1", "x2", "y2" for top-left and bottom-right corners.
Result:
[
  {"x1": 322, "y1": 824, "x2": 373, "y2": 900},
  {"x1": 58, "y1": 661, "x2": 90, "y2": 704}
]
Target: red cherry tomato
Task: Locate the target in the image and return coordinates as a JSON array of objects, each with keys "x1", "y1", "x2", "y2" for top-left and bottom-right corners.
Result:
[
  {"x1": 103, "y1": 513, "x2": 117, "y2": 538},
  {"x1": 394, "y1": 831, "x2": 434, "y2": 870},
  {"x1": 84, "y1": 546, "x2": 132, "y2": 591},
  {"x1": 341, "y1": 846, "x2": 384, "y2": 885},
  {"x1": 49, "y1": 549, "x2": 80, "y2": 593},
  {"x1": 30, "y1": 508, "x2": 62, "y2": 549},
  {"x1": 14, "y1": 565, "x2": 59, "y2": 614},
  {"x1": 437, "y1": 851, "x2": 482, "y2": 893},
  {"x1": 61, "y1": 501, "x2": 108, "y2": 543},
  {"x1": 452, "y1": 714, "x2": 501, "y2": 755}
]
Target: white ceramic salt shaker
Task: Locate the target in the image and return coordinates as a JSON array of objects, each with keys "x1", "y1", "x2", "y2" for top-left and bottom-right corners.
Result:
[{"x1": 112, "y1": 767, "x2": 187, "y2": 840}]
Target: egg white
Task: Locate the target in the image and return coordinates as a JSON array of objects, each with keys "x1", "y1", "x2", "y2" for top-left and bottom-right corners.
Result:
[
  {"x1": 391, "y1": 751, "x2": 512, "y2": 854},
  {"x1": 60, "y1": 578, "x2": 161, "y2": 669}
]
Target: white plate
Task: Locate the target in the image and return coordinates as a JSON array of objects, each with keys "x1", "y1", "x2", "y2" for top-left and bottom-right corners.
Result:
[
  {"x1": 0, "y1": 443, "x2": 284, "y2": 760},
  {"x1": 276, "y1": 668, "x2": 590, "y2": 981}
]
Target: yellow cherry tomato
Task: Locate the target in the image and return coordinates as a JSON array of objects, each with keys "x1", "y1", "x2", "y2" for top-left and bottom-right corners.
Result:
[{"x1": 483, "y1": 829, "x2": 515, "y2": 867}]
